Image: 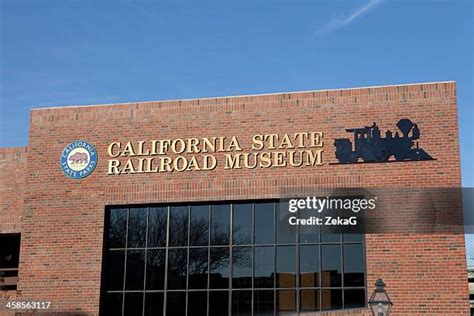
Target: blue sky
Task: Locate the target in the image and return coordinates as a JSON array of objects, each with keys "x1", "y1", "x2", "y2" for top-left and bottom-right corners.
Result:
[{"x1": 1, "y1": 0, "x2": 473, "y2": 259}]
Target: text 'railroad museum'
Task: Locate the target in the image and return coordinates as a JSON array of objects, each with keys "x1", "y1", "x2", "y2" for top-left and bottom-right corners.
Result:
[{"x1": 0, "y1": 81, "x2": 469, "y2": 315}]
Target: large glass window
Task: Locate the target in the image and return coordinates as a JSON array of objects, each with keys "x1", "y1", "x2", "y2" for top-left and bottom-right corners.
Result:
[{"x1": 101, "y1": 201, "x2": 366, "y2": 315}]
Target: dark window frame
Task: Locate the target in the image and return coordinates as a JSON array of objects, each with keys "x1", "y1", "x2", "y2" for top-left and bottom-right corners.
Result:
[{"x1": 99, "y1": 200, "x2": 366, "y2": 316}]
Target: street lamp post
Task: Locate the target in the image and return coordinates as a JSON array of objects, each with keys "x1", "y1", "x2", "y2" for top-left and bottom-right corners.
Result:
[{"x1": 368, "y1": 278, "x2": 393, "y2": 316}]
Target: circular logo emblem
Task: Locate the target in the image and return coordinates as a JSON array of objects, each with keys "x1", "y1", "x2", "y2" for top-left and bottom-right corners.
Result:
[{"x1": 60, "y1": 140, "x2": 98, "y2": 179}]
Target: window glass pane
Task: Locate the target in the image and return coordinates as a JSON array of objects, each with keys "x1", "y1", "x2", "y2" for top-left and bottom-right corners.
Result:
[
  {"x1": 188, "y1": 292, "x2": 207, "y2": 316},
  {"x1": 144, "y1": 293, "x2": 163, "y2": 316},
  {"x1": 254, "y1": 247, "x2": 274, "y2": 288},
  {"x1": 101, "y1": 293, "x2": 122, "y2": 316},
  {"x1": 190, "y1": 205, "x2": 209, "y2": 246},
  {"x1": 232, "y1": 247, "x2": 252, "y2": 288},
  {"x1": 108, "y1": 208, "x2": 127, "y2": 248},
  {"x1": 125, "y1": 250, "x2": 145, "y2": 290},
  {"x1": 166, "y1": 292, "x2": 186, "y2": 316},
  {"x1": 232, "y1": 291, "x2": 252, "y2": 316},
  {"x1": 344, "y1": 289, "x2": 365, "y2": 309},
  {"x1": 146, "y1": 249, "x2": 165, "y2": 290},
  {"x1": 321, "y1": 289, "x2": 342, "y2": 311},
  {"x1": 211, "y1": 204, "x2": 230, "y2": 245},
  {"x1": 254, "y1": 290, "x2": 274, "y2": 316},
  {"x1": 276, "y1": 202, "x2": 296, "y2": 244},
  {"x1": 209, "y1": 291, "x2": 229, "y2": 316},
  {"x1": 300, "y1": 245, "x2": 320, "y2": 288},
  {"x1": 343, "y1": 233, "x2": 363, "y2": 242},
  {"x1": 300, "y1": 289, "x2": 320, "y2": 311},
  {"x1": 276, "y1": 246, "x2": 296, "y2": 288},
  {"x1": 127, "y1": 208, "x2": 147, "y2": 248},
  {"x1": 124, "y1": 292, "x2": 143, "y2": 316},
  {"x1": 233, "y1": 203, "x2": 252, "y2": 245},
  {"x1": 299, "y1": 209, "x2": 319, "y2": 243},
  {"x1": 343, "y1": 244, "x2": 365, "y2": 287},
  {"x1": 255, "y1": 203, "x2": 274, "y2": 244},
  {"x1": 277, "y1": 290, "x2": 296, "y2": 312},
  {"x1": 167, "y1": 249, "x2": 187, "y2": 289},
  {"x1": 210, "y1": 247, "x2": 230, "y2": 289},
  {"x1": 320, "y1": 233, "x2": 341, "y2": 243},
  {"x1": 321, "y1": 245, "x2": 342, "y2": 287},
  {"x1": 189, "y1": 248, "x2": 208, "y2": 289},
  {"x1": 169, "y1": 206, "x2": 188, "y2": 247},
  {"x1": 148, "y1": 207, "x2": 167, "y2": 247},
  {"x1": 104, "y1": 250, "x2": 124, "y2": 291}
]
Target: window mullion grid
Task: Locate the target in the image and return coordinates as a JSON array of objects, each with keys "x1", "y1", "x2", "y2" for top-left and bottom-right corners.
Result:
[
  {"x1": 273, "y1": 202, "x2": 276, "y2": 316},
  {"x1": 319, "y1": 228, "x2": 322, "y2": 312},
  {"x1": 103, "y1": 201, "x2": 366, "y2": 315},
  {"x1": 163, "y1": 206, "x2": 171, "y2": 316},
  {"x1": 363, "y1": 235, "x2": 368, "y2": 308},
  {"x1": 229, "y1": 203, "x2": 233, "y2": 316},
  {"x1": 186, "y1": 206, "x2": 190, "y2": 316},
  {"x1": 121, "y1": 208, "x2": 130, "y2": 316},
  {"x1": 296, "y1": 208, "x2": 300, "y2": 314},
  {"x1": 251, "y1": 203, "x2": 255, "y2": 316},
  {"x1": 141, "y1": 207, "x2": 149, "y2": 316},
  {"x1": 341, "y1": 237, "x2": 345, "y2": 310},
  {"x1": 207, "y1": 205, "x2": 211, "y2": 316}
]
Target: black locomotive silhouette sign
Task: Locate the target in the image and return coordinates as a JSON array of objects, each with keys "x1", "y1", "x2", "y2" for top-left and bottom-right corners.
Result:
[{"x1": 334, "y1": 119, "x2": 434, "y2": 164}]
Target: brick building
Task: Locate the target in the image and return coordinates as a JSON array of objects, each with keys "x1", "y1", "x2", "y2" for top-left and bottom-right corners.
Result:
[{"x1": 0, "y1": 81, "x2": 469, "y2": 315}]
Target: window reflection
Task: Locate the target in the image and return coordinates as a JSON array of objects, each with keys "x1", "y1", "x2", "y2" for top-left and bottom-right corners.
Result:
[
  {"x1": 276, "y1": 246, "x2": 296, "y2": 288},
  {"x1": 124, "y1": 293, "x2": 143, "y2": 316},
  {"x1": 254, "y1": 290, "x2": 274, "y2": 316},
  {"x1": 211, "y1": 204, "x2": 230, "y2": 245},
  {"x1": 299, "y1": 209, "x2": 319, "y2": 243},
  {"x1": 254, "y1": 247, "x2": 274, "y2": 288},
  {"x1": 105, "y1": 250, "x2": 124, "y2": 291},
  {"x1": 169, "y1": 206, "x2": 188, "y2": 247},
  {"x1": 167, "y1": 248, "x2": 187, "y2": 289},
  {"x1": 320, "y1": 233, "x2": 341, "y2": 243},
  {"x1": 233, "y1": 204, "x2": 252, "y2": 245},
  {"x1": 102, "y1": 293, "x2": 122, "y2": 315},
  {"x1": 148, "y1": 207, "x2": 167, "y2": 247},
  {"x1": 209, "y1": 291, "x2": 229, "y2": 316},
  {"x1": 209, "y1": 247, "x2": 230, "y2": 289},
  {"x1": 322, "y1": 289, "x2": 342, "y2": 311},
  {"x1": 144, "y1": 293, "x2": 163, "y2": 316},
  {"x1": 232, "y1": 247, "x2": 252, "y2": 288},
  {"x1": 321, "y1": 245, "x2": 342, "y2": 287},
  {"x1": 232, "y1": 291, "x2": 251, "y2": 316},
  {"x1": 103, "y1": 202, "x2": 366, "y2": 315},
  {"x1": 108, "y1": 208, "x2": 127, "y2": 248},
  {"x1": 146, "y1": 249, "x2": 165, "y2": 290},
  {"x1": 190, "y1": 205, "x2": 209, "y2": 246},
  {"x1": 166, "y1": 292, "x2": 186, "y2": 316},
  {"x1": 300, "y1": 245, "x2": 320, "y2": 287},
  {"x1": 300, "y1": 289, "x2": 320, "y2": 311},
  {"x1": 189, "y1": 248, "x2": 208, "y2": 289},
  {"x1": 188, "y1": 292, "x2": 207, "y2": 316},
  {"x1": 277, "y1": 290, "x2": 296, "y2": 313},
  {"x1": 344, "y1": 244, "x2": 365, "y2": 287},
  {"x1": 344, "y1": 289, "x2": 366, "y2": 309},
  {"x1": 276, "y1": 202, "x2": 296, "y2": 243},
  {"x1": 125, "y1": 250, "x2": 145, "y2": 290},
  {"x1": 255, "y1": 203, "x2": 274, "y2": 244},
  {"x1": 127, "y1": 208, "x2": 146, "y2": 248}
]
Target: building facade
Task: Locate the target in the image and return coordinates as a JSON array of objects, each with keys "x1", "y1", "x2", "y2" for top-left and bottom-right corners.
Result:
[{"x1": 0, "y1": 81, "x2": 469, "y2": 315}]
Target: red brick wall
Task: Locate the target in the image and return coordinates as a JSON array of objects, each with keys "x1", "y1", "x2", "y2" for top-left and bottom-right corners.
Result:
[
  {"x1": 0, "y1": 147, "x2": 26, "y2": 234},
  {"x1": 9, "y1": 81, "x2": 469, "y2": 315}
]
